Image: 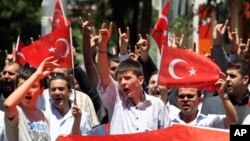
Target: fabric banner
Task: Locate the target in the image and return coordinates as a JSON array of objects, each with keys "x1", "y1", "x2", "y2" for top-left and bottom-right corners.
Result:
[{"x1": 57, "y1": 124, "x2": 229, "y2": 141}]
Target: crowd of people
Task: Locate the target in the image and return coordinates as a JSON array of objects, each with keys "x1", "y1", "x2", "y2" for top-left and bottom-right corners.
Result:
[{"x1": 0, "y1": 12, "x2": 249, "y2": 141}]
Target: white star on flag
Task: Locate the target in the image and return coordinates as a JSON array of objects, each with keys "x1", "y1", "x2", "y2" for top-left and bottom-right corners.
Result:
[
  {"x1": 189, "y1": 67, "x2": 197, "y2": 76},
  {"x1": 48, "y1": 47, "x2": 56, "y2": 53}
]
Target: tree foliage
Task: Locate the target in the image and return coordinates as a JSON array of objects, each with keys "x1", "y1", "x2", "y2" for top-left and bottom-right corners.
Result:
[{"x1": 0, "y1": 0, "x2": 42, "y2": 68}]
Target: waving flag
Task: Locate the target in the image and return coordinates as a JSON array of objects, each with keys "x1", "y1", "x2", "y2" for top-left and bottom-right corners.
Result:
[
  {"x1": 52, "y1": 0, "x2": 71, "y2": 31},
  {"x1": 151, "y1": 1, "x2": 169, "y2": 53},
  {"x1": 57, "y1": 124, "x2": 229, "y2": 141},
  {"x1": 15, "y1": 36, "x2": 27, "y2": 65},
  {"x1": 158, "y1": 47, "x2": 221, "y2": 92},
  {"x1": 19, "y1": 27, "x2": 72, "y2": 68}
]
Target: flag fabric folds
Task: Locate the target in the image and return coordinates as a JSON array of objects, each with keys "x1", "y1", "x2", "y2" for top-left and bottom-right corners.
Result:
[
  {"x1": 52, "y1": 0, "x2": 71, "y2": 31},
  {"x1": 151, "y1": 1, "x2": 169, "y2": 53},
  {"x1": 57, "y1": 124, "x2": 229, "y2": 141},
  {"x1": 16, "y1": 0, "x2": 72, "y2": 68},
  {"x1": 18, "y1": 28, "x2": 72, "y2": 68},
  {"x1": 15, "y1": 40, "x2": 26, "y2": 65},
  {"x1": 158, "y1": 47, "x2": 221, "y2": 92}
]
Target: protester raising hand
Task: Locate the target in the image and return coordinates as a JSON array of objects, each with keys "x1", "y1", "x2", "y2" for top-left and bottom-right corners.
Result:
[
  {"x1": 79, "y1": 14, "x2": 100, "y2": 87},
  {"x1": 213, "y1": 20, "x2": 228, "y2": 46},
  {"x1": 96, "y1": 22, "x2": 113, "y2": 89},
  {"x1": 5, "y1": 43, "x2": 17, "y2": 65},
  {"x1": 136, "y1": 34, "x2": 150, "y2": 62},
  {"x1": 98, "y1": 22, "x2": 113, "y2": 52},
  {"x1": 237, "y1": 38, "x2": 250, "y2": 62},
  {"x1": 118, "y1": 26, "x2": 130, "y2": 55},
  {"x1": 227, "y1": 26, "x2": 239, "y2": 54}
]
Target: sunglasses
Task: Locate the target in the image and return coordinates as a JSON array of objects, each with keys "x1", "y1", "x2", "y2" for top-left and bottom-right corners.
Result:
[{"x1": 177, "y1": 94, "x2": 196, "y2": 99}]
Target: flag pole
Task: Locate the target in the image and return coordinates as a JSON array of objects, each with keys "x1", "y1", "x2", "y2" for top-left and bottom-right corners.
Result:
[
  {"x1": 70, "y1": 27, "x2": 77, "y2": 105},
  {"x1": 59, "y1": 0, "x2": 68, "y2": 26},
  {"x1": 15, "y1": 35, "x2": 20, "y2": 52}
]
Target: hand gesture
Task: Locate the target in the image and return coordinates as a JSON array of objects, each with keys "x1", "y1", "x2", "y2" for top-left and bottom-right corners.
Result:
[
  {"x1": 213, "y1": 20, "x2": 228, "y2": 46},
  {"x1": 98, "y1": 22, "x2": 113, "y2": 52},
  {"x1": 72, "y1": 105, "x2": 82, "y2": 120},
  {"x1": 215, "y1": 72, "x2": 227, "y2": 97},
  {"x1": 118, "y1": 26, "x2": 130, "y2": 55},
  {"x1": 237, "y1": 38, "x2": 250, "y2": 61},
  {"x1": 171, "y1": 34, "x2": 184, "y2": 48},
  {"x1": 36, "y1": 56, "x2": 60, "y2": 80},
  {"x1": 227, "y1": 27, "x2": 239, "y2": 53},
  {"x1": 136, "y1": 34, "x2": 150, "y2": 62},
  {"x1": 5, "y1": 44, "x2": 17, "y2": 65},
  {"x1": 79, "y1": 13, "x2": 93, "y2": 36}
]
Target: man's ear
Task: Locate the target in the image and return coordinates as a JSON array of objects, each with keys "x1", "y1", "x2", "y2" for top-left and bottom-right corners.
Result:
[
  {"x1": 138, "y1": 75, "x2": 144, "y2": 85},
  {"x1": 242, "y1": 75, "x2": 249, "y2": 85}
]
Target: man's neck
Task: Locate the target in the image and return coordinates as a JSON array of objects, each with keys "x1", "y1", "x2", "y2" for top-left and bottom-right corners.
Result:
[
  {"x1": 180, "y1": 110, "x2": 198, "y2": 124},
  {"x1": 231, "y1": 88, "x2": 249, "y2": 103}
]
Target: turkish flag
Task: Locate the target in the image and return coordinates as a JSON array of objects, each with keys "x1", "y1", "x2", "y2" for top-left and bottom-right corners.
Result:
[
  {"x1": 158, "y1": 47, "x2": 221, "y2": 92},
  {"x1": 151, "y1": 1, "x2": 169, "y2": 53},
  {"x1": 15, "y1": 40, "x2": 27, "y2": 65},
  {"x1": 57, "y1": 124, "x2": 229, "y2": 141},
  {"x1": 20, "y1": 27, "x2": 72, "y2": 68},
  {"x1": 52, "y1": 0, "x2": 71, "y2": 31}
]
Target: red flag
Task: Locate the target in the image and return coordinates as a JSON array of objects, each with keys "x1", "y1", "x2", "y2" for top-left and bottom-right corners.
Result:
[
  {"x1": 20, "y1": 28, "x2": 72, "y2": 68},
  {"x1": 57, "y1": 124, "x2": 229, "y2": 141},
  {"x1": 158, "y1": 47, "x2": 221, "y2": 92},
  {"x1": 52, "y1": 0, "x2": 71, "y2": 31},
  {"x1": 15, "y1": 40, "x2": 27, "y2": 65},
  {"x1": 151, "y1": 1, "x2": 169, "y2": 53}
]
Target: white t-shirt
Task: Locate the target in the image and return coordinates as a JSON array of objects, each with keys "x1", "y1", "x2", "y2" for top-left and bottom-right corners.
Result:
[{"x1": 5, "y1": 106, "x2": 50, "y2": 141}]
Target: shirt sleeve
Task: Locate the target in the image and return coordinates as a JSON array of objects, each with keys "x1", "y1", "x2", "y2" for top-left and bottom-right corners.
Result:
[{"x1": 97, "y1": 78, "x2": 119, "y2": 120}]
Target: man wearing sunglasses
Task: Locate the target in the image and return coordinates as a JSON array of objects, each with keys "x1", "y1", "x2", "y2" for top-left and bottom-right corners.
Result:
[{"x1": 170, "y1": 86, "x2": 237, "y2": 129}]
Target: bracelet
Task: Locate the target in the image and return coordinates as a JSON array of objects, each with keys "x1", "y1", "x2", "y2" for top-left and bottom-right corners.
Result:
[{"x1": 220, "y1": 93, "x2": 229, "y2": 100}]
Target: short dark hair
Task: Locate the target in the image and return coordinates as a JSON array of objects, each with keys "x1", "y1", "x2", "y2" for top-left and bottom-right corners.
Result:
[
  {"x1": 115, "y1": 59, "x2": 144, "y2": 78},
  {"x1": 176, "y1": 88, "x2": 202, "y2": 97},
  {"x1": 227, "y1": 60, "x2": 250, "y2": 84},
  {"x1": 18, "y1": 64, "x2": 44, "y2": 87},
  {"x1": 48, "y1": 73, "x2": 71, "y2": 90}
]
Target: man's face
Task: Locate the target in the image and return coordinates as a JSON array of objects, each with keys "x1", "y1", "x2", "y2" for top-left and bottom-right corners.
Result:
[
  {"x1": 117, "y1": 71, "x2": 144, "y2": 100},
  {"x1": 109, "y1": 60, "x2": 119, "y2": 78},
  {"x1": 19, "y1": 78, "x2": 43, "y2": 109},
  {"x1": 49, "y1": 79, "x2": 71, "y2": 111},
  {"x1": 0, "y1": 64, "x2": 19, "y2": 97},
  {"x1": 177, "y1": 88, "x2": 201, "y2": 116},
  {"x1": 225, "y1": 68, "x2": 249, "y2": 95},
  {"x1": 148, "y1": 74, "x2": 168, "y2": 102}
]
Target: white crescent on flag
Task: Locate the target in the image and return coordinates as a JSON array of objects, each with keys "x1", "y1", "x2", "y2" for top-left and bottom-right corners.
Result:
[
  {"x1": 168, "y1": 59, "x2": 187, "y2": 79},
  {"x1": 55, "y1": 38, "x2": 70, "y2": 58},
  {"x1": 16, "y1": 52, "x2": 26, "y2": 61}
]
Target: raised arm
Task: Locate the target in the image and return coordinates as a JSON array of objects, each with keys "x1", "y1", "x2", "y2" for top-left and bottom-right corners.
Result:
[
  {"x1": 4, "y1": 57, "x2": 59, "y2": 119},
  {"x1": 79, "y1": 14, "x2": 99, "y2": 87},
  {"x1": 215, "y1": 72, "x2": 238, "y2": 128},
  {"x1": 96, "y1": 22, "x2": 113, "y2": 90},
  {"x1": 211, "y1": 20, "x2": 230, "y2": 73},
  {"x1": 71, "y1": 105, "x2": 82, "y2": 135}
]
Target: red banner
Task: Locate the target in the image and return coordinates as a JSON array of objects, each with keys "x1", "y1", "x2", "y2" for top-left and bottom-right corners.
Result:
[{"x1": 57, "y1": 124, "x2": 229, "y2": 141}]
